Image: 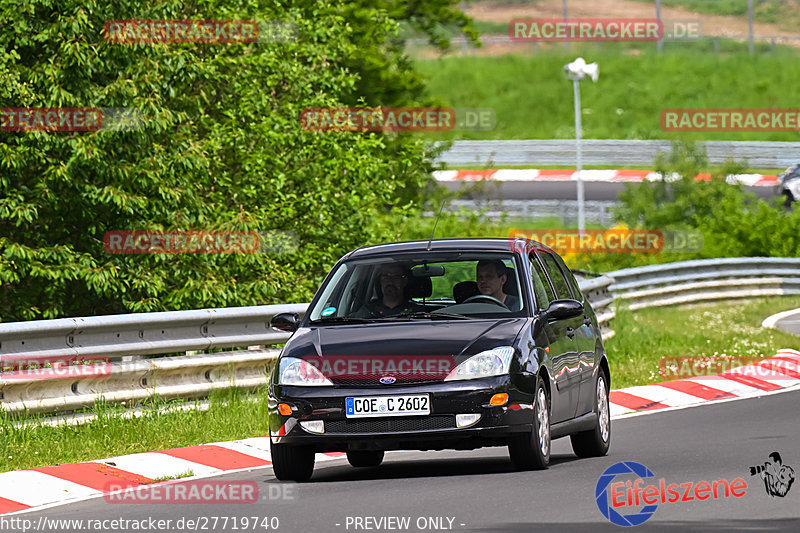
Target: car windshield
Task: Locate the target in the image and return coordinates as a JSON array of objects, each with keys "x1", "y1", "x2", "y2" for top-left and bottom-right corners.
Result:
[{"x1": 307, "y1": 252, "x2": 525, "y2": 322}]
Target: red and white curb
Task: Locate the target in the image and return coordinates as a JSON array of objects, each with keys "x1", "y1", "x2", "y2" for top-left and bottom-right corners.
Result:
[
  {"x1": 0, "y1": 438, "x2": 347, "y2": 516},
  {"x1": 1, "y1": 350, "x2": 798, "y2": 516},
  {"x1": 610, "y1": 349, "x2": 800, "y2": 418},
  {"x1": 434, "y1": 168, "x2": 778, "y2": 186}
]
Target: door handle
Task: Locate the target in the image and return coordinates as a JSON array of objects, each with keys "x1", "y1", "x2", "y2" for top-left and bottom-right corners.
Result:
[{"x1": 566, "y1": 327, "x2": 575, "y2": 339}]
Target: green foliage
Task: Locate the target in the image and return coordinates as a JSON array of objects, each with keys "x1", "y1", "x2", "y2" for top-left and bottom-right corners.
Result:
[
  {"x1": 0, "y1": 0, "x2": 472, "y2": 321},
  {"x1": 614, "y1": 140, "x2": 800, "y2": 261}
]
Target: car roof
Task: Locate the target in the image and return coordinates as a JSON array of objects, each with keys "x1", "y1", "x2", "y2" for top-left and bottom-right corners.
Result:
[{"x1": 346, "y1": 237, "x2": 546, "y2": 259}]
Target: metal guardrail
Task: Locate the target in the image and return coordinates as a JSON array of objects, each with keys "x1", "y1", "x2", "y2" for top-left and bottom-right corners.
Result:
[
  {"x1": 0, "y1": 349, "x2": 281, "y2": 415},
  {"x1": 605, "y1": 257, "x2": 800, "y2": 310},
  {"x1": 2, "y1": 258, "x2": 799, "y2": 416},
  {"x1": 580, "y1": 276, "x2": 616, "y2": 341},
  {"x1": 0, "y1": 304, "x2": 307, "y2": 361},
  {"x1": 436, "y1": 140, "x2": 800, "y2": 168}
]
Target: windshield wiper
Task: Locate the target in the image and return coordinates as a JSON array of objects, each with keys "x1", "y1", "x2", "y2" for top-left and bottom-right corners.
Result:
[
  {"x1": 309, "y1": 316, "x2": 383, "y2": 325},
  {"x1": 397, "y1": 311, "x2": 471, "y2": 320}
]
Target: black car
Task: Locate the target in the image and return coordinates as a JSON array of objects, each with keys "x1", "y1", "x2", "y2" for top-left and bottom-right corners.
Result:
[{"x1": 267, "y1": 238, "x2": 611, "y2": 481}]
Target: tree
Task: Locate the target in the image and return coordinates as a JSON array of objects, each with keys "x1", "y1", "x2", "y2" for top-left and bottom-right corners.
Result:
[{"x1": 0, "y1": 0, "x2": 474, "y2": 321}]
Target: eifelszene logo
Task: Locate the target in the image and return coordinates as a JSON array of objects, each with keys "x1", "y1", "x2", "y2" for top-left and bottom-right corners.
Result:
[{"x1": 595, "y1": 461, "x2": 748, "y2": 527}]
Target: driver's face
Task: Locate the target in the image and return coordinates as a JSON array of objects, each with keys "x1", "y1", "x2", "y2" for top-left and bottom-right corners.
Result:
[
  {"x1": 379, "y1": 265, "x2": 408, "y2": 301},
  {"x1": 477, "y1": 265, "x2": 505, "y2": 298}
]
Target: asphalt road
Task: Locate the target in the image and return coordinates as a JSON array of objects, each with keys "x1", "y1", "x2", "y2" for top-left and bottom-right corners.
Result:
[
  {"x1": 12, "y1": 388, "x2": 800, "y2": 533},
  {"x1": 775, "y1": 310, "x2": 800, "y2": 336},
  {"x1": 440, "y1": 181, "x2": 777, "y2": 201}
]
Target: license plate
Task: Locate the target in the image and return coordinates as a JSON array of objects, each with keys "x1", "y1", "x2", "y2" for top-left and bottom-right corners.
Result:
[{"x1": 345, "y1": 395, "x2": 430, "y2": 418}]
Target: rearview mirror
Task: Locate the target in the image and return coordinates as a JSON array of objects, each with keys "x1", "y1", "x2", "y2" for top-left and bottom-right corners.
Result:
[
  {"x1": 411, "y1": 265, "x2": 445, "y2": 277},
  {"x1": 543, "y1": 299, "x2": 584, "y2": 321}
]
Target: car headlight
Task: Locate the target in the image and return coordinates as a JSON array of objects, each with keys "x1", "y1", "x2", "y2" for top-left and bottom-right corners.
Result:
[
  {"x1": 278, "y1": 357, "x2": 333, "y2": 386},
  {"x1": 444, "y1": 347, "x2": 515, "y2": 381}
]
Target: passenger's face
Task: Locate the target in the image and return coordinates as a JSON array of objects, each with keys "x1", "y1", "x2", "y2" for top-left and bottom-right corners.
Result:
[
  {"x1": 379, "y1": 265, "x2": 408, "y2": 301},
  {"x1": 477, "y1": 265, "x2": 505, "y2": 297}
]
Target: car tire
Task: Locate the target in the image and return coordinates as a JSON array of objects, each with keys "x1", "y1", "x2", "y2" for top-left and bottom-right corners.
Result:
[
  {"x1": 508, "y1": 379, "x2": 550, "y2": 470},
  {"x1": 346, "y1": 450, "x2": 385, "y2": 467},
  {"x1": 271, "y1": 443, "x2": 315, "y2": 482},
  {"x1": 570, "y1": 370, "x2": 611, "y2": 458}
]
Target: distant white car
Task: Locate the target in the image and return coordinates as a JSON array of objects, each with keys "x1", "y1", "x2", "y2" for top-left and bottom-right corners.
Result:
[{"x1": 778, "y1": 164, "x2": 800, "y2": 209}]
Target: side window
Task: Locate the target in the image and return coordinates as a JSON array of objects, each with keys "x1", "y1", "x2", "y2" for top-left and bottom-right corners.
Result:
[
  {"x1": 538, "y1": 253, "x2": 572, "y2": 300},
  {"x1": 528, "y1": 254, "x2": 554, "y2": 310},
  {"x1": 552, "y1": 253, "x2": 583, "y2": 301}
]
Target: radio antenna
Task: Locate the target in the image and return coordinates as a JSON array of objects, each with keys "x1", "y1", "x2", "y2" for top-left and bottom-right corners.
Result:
[{"x1": 426, "y1": 200, "x2": 446, "y2": 251}]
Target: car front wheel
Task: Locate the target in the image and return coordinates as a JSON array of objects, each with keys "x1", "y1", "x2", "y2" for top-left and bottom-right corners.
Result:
[
  {"x1": 508, "y1": 379, "x2": 550, "y2": 470},
  {"x1": 570, "y1": 370, "x2": 611, "y2": 458},
  {"x1": 271, "y1": 443, "x2": 315, "y2": 482}
]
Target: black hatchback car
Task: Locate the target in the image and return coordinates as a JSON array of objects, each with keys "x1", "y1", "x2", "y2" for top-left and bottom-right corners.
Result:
[{"x1": 268, "y1": 238, "x2": 611, "y2": 481}]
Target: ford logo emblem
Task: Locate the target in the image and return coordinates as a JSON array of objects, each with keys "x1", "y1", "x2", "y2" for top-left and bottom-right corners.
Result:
[{"x1": 379, "y1": 376, "x2": 396, "y2": 384}]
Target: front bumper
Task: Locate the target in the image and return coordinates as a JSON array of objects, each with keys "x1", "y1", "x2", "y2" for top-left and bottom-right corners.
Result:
[{"x1": 268, "y1": 376, "x2": 534, "y2": 452}]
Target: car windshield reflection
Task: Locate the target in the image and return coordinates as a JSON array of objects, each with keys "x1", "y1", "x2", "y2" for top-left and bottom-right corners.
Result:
[{"x1": 307, "y1": 253, "x2": 526, "y2": 322}]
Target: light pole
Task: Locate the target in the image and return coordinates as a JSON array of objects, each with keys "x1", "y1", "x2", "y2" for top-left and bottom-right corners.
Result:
[
  {"x1": 563, "y1": 57, "x2": 598, "y2": 234},
  {"x1": 655, "y1": 0, "x2": 663, "y2": 53}
]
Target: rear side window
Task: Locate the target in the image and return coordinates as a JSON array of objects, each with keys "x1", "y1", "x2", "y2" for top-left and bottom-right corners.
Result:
[
  {"x1": 538, "y1": 253, "x2": 572, "y2": 300},
  {"x1": 552, "y1": 253, "x2": 584, "y2": 302},
  {"x1": 528, "y1": 254, "x2": 554, "y2": 310}
]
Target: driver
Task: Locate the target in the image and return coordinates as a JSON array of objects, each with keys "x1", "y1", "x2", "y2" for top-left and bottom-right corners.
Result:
[
  {"x1": 354, "y1": 263, "x2": 424, "y2": 317},
  {"x1": 476, "y1": 259, "x2": 519, "y2": 310}
]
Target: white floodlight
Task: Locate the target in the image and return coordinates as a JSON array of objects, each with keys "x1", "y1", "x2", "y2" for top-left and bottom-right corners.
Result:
[{"x1": 564, "y1": 57, "x2": 599, "y2": 82}]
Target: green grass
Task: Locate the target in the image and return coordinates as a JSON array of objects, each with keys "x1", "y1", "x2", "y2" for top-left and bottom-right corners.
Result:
[
  {"x1": 629, "y1": 0, "x2": 800, "y2": 29},
  {"x1": 1, "y1": 297, "x2": 797, "y2": 472},
  {"x1": 606, "y1": 296, "x2": 800, "y2": 388},
  {"x1": 0, "y1": 387, "x2": 271, "y2": 473},
  {"x1": 467, "y1": 0, "x2": 800, "y2": 31},
  {"x1": 152, "y1": 470, "x2": 194, "y2": 481},
  {"x1": 415, "y1": 50, "x2": 800, "y2": 141}
]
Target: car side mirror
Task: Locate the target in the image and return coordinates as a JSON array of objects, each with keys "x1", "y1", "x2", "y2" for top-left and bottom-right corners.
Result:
[
  {"x1": 543, "y1": 299, "x2": 584, "y2": 321},
  {"x1": 270, "y1": 312, "x2": 299, "y2": 332}
]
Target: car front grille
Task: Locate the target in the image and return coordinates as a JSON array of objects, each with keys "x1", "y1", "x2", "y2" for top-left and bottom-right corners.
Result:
[
  {"x1": 325, "y1": 415, "x2": 455, "y2": 434},
  {"x1": 330, "y1": 377, "x2": 444, "y2": 387}
]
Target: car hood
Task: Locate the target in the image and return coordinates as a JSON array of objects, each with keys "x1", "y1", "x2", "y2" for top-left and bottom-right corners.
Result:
[{"x1": 282, "y1": 318, "x2": 527, "y2": 361}]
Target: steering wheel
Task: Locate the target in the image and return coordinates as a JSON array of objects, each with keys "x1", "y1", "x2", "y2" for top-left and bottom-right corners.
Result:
[{"x1": 463, "y1": 294, "x2": 509, "y2": 308}]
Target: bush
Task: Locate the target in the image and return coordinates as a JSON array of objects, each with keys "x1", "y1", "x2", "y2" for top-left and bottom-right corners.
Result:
[{"x1": 612, "y1": 140, "x2": 800, "y2": 263}]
